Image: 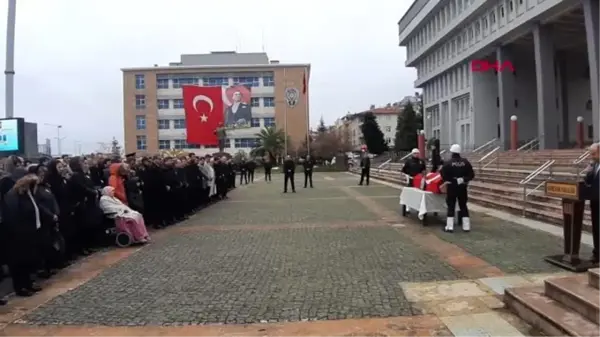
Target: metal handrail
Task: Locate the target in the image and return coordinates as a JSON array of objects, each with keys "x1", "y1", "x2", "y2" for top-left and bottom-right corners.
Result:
[
  {"x1": 377, "y1": 158, "x2": 391, "y2": 169},
  {"x1": 519, "y1": 160, "x2": 555, "y2": 185},
  {"x1": 399, "y1": 152, "x2": 412, "y2": 161},
  {"x1": 517, "y1": 137, "x2": 539, "y2": 151},
  {"x1": 481, "y1": 156, "x2": 498, "y2": 170},
  {"x1": 573, "y1": 151, "x2": 590, "y2": 164},
  {"x1": 472, "y1": 138, "x2": 498, "y2": 154},
  {"x1": 478, "y1": 146, "x2": 500, "y2": 162}
]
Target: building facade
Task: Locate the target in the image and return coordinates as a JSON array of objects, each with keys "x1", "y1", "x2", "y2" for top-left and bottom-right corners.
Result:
[
  {"x1": 336, "y1": 105, "x2": 404, "y2": 150},
  {"x1": 398, "y1": 0, "x2": 599, "y2": 150},
  {"x1": 122, "y1": 52, "x2": 310, "y2": 155}
]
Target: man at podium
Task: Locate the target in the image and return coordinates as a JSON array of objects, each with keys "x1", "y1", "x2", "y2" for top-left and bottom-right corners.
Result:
[{"x1": 584, "y1": 143, "x2": 599, "y2": 263}]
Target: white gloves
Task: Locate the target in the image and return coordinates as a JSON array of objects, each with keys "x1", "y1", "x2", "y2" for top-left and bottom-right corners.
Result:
[
  {"x1": 405, "y1": 175, "x2": 411, "y2": 184},
  {"x1": 456, "y1": 178, "x2": 465, "y2": 185}
]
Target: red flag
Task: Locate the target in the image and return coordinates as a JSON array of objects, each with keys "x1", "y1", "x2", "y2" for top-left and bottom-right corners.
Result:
[
  {"x1": 182, "y1": 86, "x2": 224, "y2": 145},
  {"x1": 302, "y1": 70, "x2": 307, "y2": 94}
]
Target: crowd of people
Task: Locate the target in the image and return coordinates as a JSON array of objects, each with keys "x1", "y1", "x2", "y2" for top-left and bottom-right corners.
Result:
[{"x1": 0, "y1": 152, "x2": 254, "y2": 305}]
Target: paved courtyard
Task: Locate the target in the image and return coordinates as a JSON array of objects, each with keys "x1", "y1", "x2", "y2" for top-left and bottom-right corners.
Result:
[{"x1": 0, "y1": 172, "x2": 588, "y2": 336}]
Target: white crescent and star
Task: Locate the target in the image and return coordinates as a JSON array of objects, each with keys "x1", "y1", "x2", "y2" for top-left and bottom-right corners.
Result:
[{"x1": 192, "y1": 95, "x2": 214, "y2": 123}]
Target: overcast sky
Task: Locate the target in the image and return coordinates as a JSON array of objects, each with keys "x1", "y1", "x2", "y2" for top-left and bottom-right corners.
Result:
[{"x1": 0, "y1": 0, "x2": 415, "y2": 154}]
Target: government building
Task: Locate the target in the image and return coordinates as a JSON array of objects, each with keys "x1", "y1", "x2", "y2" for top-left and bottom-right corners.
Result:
[
  {"x1": 398, "y1": 0, "x2": 598, "y2": 149},
  {"x1": 121, "y1": 52, "x2": 310, "y2": 155}
]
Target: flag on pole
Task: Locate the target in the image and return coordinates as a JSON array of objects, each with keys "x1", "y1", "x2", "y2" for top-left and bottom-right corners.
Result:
[{"x1": 182, "y1": 86, "x2": 224, "y2": 145}]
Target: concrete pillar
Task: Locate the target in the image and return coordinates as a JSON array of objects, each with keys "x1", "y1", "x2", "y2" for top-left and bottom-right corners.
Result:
[
  {"x1": 510, "y1": 115, "x2": 518, "y2": 150},
  {"x1": 583, "y1": 0, "x2": 600, "y2": 142},
  {"x1": 497, "y1": 46, "x2": 515, "y2": 149},
  {"x1": 533, "y1": 25, "x2": 559, "y2": 149}
]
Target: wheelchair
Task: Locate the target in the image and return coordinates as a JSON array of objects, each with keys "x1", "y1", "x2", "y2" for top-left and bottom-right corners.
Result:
[{"x1": 102, "y1": 213, "x2": 133, "y2": 248}]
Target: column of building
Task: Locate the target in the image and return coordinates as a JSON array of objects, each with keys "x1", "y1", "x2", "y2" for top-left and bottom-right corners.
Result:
[
  {"x1": 497, "y1": 46, "x2": 516, "y2": 149},
  {"x1": 533, "y1": 25, "x2": 559, "y2": 149},
  {"x1": 583, "y1": 0, "x2": 599, "y2": 142}
]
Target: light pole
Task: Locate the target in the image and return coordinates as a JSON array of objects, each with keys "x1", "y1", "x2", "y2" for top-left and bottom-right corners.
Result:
[
  {"x1": 5, "y1": 0, "x2": 16, "y2": 118},
  {"x1": 44, "y1": 123, "x2": 65, "y2": 156}
]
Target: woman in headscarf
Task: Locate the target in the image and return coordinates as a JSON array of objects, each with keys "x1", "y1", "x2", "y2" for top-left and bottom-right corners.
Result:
[
  {"x1": 46, "y1": 159, "x2": 75, "y2": 261},
  {"x1": 2, "y1": 174, "x2": 43, "y2": 296},
  {"x1": 99, "y1": 186, "x2": 150, "y2": 244}
]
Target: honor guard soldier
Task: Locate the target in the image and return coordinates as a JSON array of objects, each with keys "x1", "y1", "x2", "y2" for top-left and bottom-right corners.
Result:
[
  {"x1": 401, "y1": 149, "x2": 426, "y2": 186},
  {"x1": 303, "y1": 155, "x2": 315, "y2": 188},
  {"x1": 440, "y1": 144, "x2": 475, "y2": 232},
  {"x1": 283, "y1": 155, "x2": 296, "y2": 193}
]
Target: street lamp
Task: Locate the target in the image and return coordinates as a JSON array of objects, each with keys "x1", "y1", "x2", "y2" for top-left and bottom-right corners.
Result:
[
  {"x1": 44, "y1": 123, "x2": 65, "y2": 156},
  {"x1": 5, "y1": 0, "x2": 16, "y2": 118}
]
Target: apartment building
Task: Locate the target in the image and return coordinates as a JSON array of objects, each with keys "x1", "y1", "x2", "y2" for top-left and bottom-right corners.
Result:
[
  {"x1": 122, "y1": 52, "x2": 310, "y2": 155},
  {"x1": 336, "y1": 104, "x2": 403, "y2": 151},
  {"x1": 398, "y1": 0, "x2": 598, "y2": 149}
]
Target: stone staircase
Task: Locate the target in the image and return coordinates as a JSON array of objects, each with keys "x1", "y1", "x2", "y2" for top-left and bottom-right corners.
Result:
[
  {"x1": 504, "y1": 269, "x2": 600, "y2": 336},
  {"x1": 355, "y1": 148, "x2": 593, "y2": 231}
]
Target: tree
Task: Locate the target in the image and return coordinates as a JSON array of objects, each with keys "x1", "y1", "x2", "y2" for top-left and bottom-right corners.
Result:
[
  {"x1": 415, "y1": 92, "x2": 424, "y2": 131},
  {"x1": 233, "y1": 150, "x2": 248, "y2": 162},
  {"x1": 360, "y1": 111, "x2": 388, "y2": 155},
  {"x1": 317, "y1": 116, "x2": 327, "y2": 133},
  {"x1": 312, "y1": 130, "x2": 343, "y2": 160},
  {"x1": 394, "y1": 102, "x2": 419, "y2": 152},
  {"x1": 250, "y1": 127, "x2": 287, "y2": 161}
]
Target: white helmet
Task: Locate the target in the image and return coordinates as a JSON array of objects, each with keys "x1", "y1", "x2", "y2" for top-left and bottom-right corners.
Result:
[{"x1": 450, "y1": 144, "x2": 461, "y2": 154}]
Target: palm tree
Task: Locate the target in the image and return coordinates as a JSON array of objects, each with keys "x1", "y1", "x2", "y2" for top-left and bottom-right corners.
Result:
[{"x1": 251, "y1": 127, "x2": 286, "y2": 161}]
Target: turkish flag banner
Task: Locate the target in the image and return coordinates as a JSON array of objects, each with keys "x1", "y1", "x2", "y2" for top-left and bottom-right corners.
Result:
[{"x1": 182, "y1": 86, "x2": 224, "y2": 146}]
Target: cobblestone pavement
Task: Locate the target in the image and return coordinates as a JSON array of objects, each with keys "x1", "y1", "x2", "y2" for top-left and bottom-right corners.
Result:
[
  {"x1": 21, "y1": 173, "x2": 464, "y2": 326},
  {"x1": 350, "y1": 176, "x2": 593, "y2": 274}
]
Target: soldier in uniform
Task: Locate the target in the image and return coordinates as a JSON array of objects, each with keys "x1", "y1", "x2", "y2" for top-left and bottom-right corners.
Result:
[
  {"x1": 283, "y1": 155, "x2": 296, "y2": 193},
  {"x1": 440, "y1": 144, "x2": 475, "y2": 233},
  {"x1": 263, "y1": 158, "x2": 273, "y2": 182},
  {"x1": 303, "y1": 155, "x2": 315, "y2": 188},
  {"x1": 246, "y1": 159, "x2": 256, "y2": 183},
  {"x1": 239, "y1": 159, "x2": 248, "y2": 185}
]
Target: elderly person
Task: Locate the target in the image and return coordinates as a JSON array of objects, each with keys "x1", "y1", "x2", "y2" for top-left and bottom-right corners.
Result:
[
  {"x1": 584, "y1": 143, "x2": 599, "y2": 262},
  {"x1": 99, "y1": 186, "x2": 150, "y2": 244}
]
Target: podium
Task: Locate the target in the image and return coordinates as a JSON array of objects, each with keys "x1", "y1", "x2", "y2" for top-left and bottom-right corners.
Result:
[{"x1": 543, "y1": 180, "x2": 598, "y2": 272}]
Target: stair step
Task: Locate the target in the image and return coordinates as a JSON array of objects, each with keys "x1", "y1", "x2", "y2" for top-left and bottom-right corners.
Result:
[
  {"x1": 589, "y1": 268, "x2": 599, "y2": 289},
  {"x1": 544, "y1": 276, "x2": 600, "y2": 324},
  {"x1": 504, "y1": 286, "x2": 599, "y2": 336}
]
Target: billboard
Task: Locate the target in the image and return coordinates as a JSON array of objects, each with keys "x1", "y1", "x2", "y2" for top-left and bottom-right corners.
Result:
[
  {"x1": 222, "y1": 85, "x2": 252, "y2": 129},
  {"x1": 0, "y1": 118, "x2": 24, "y2": 155}
]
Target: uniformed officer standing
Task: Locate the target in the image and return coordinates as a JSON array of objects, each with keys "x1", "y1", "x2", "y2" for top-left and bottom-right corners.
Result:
[
  {"x1": 358, "y1": 151, "x2": 371, "y2": 186},
  {"x1": 283, "y1": 155, "x2": 296, "y2": 193},
  {"x1": 401, "y1": 149, "x2": 426, "y2": 186},
  {"x1": 440, "y1": 144, "x2": 475, "y2": 232},
  {"x1": 303, "y1": 155, "x2": 315, "y2": 188},
  {"x1": 239, "y1": 159, "x2": 248, "y2": 185}
]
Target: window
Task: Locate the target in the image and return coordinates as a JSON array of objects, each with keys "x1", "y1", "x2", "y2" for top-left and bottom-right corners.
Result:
[
  {"x1": 136, "y1": 116, "x2": 146, "y2": 130},
  {"x1": 262, "y1": 76, "x2": 274, "y2": 86},
  {"x1": 234, "y1": 138, "x2": 258, "y2": 148},
  {"x1": 135, "y1": 75, "x2": 145, "y2": 90},
  {"x1": 158, "y1": 140, "x2": 170, "y2": 149},
  {"x1": 500, "y1": 5, "x2": 505, "y2": 17},
  {"x1": 204, "y1": 144, "x2": 218, "y2": 149},
  {"x1": 158, "y1": 119, "x2": 170, "y2": 129},
  {"x1": 173, "y1": 139, "x2": 186, "y2": 149},
  {"x1": 173, "y1": 119, "x2": 186, "y2": 129},
  {"x1": 509, "y1": 0, "x2": 514, "y2": 11},
  {"x1": 250, "y1": 97, "x2": 260, "y2": 107},
  {"x1": 157, "y1": 99, "x2": 169, "y2": 109},
  {"x1": 264, "y1": 117, "x2": 275, "y2": 127},
  {"x1": 136, "y1": 135, "x2": 147, "y2": 150},
  {"x1": 135, "y1": 95, "x2": 146, "y2": 109},
  {"x1": 173, "y1": 99, "x2": 184, "y2": 109},
  {"x1": 385, "y1": 126, "x2": 391, "y2": 132},
  {"x1": 251, "y1": 118, "x2": 260, "y2": 127},
  {"x1": 203, "y1": 77, "x2": 229, "y2": 87},
  {"x1": 490, "y1": 12, "x2": 496, "y2": 24},
  {"x1": 172, "y1": 77, "x2": 197, "y2": 89},
  {"x1": 263, "y1": 97, "x2": 275, "y2": 107},
  {"x1": 157, "y1": 78, "x2": 169, "y2": 89},
  {"x1": 233, "y1": 76, "x2": 260, "y2": 87},
  {"x1": 187, "y1": 143, "x2": 201, "y2": 149}
]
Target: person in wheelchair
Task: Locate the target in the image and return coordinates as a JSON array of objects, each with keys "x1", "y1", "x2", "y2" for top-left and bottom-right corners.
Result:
[{"x1": 99, "y1": 186, "x2": 150, "y2": 245}]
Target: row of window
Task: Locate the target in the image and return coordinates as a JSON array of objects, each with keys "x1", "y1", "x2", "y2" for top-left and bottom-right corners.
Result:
[
  {"x1": 154, "y1": 97, "x2": 275, "y2": 110},
  {"x1": 135, "y1": 74, "x2": 275, "y2": 90},
  {"x1": 423, "y1": 63, "x2": 471, "y2": 104},
  {"x1": 135, "y1": 96, "x2": 275, "y2": 110},
  {"x1": 136, "y1": 117, "x2": 275, "y2": 130},
  {"x1": 416, "y1": 0, "x2": 523, "y2": 82},
  {"x1": 135, "y1": 136, "x2": 262, "y2": 151}
]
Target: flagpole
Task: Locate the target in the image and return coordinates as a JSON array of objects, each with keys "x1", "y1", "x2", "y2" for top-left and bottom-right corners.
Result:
[
  {"x1": 5, "y1": 0, "x2": 16, "y2": 118},
  {"x1": 305, "y1": 67, "x2": 310, "y2": 156},
  {"x1": 284, "y1": 67, "x2": 288, "y2": 158}
]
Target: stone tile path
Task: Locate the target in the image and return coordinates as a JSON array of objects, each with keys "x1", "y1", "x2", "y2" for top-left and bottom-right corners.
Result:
[{"x1": 0, "y1": 173, "x2": 584, "y2": 336}]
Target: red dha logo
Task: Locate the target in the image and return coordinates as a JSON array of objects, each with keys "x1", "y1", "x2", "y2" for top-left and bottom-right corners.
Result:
[{"x1": 471, "y1": 60, "x2": 515, "y2": 73}]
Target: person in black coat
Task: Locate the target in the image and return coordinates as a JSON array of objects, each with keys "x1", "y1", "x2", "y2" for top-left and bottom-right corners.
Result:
[
  {"x1": 125, "y1": 169, "x2": 144, "y2": 215},
  {"x1": 264, "y1": 158, "x2": 273, "y2": 182},
  {"x1": 431, "y1": 139, "x2": 442, "y2": 172},
  {"x1": 214, "y1": 157, "x2": 229, "y2": 199},
  {"x1": 246, "y1": 159, "x2": 256, "y2": 183},
  {"x1": 358, "y1": 151, "x2": 371, "y2": 186},
  {"x1": 239, "y1": 159, "x2": 248, "y2": 185},
  {"x1": 302, "y1": 155, "x2": 315, "y2": 188},
  {"x1": 46, "y1": 159, "x2": 74, "y2": 260},
  {"x1": 283, "y1": 155, "x2": 296, "y2": 193},
  {"x1": 584, "y1": 143, "x2": 599, "y2": 262},
  {"x1": 402, "y1": 149, "x2": 427, "y2": 186},
  {"x1": 67, "y1": 157, "x2": 102, "y2": 255},
  {"x1": 2, "y1": 174, "x2": 44, "y2": 296}
]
